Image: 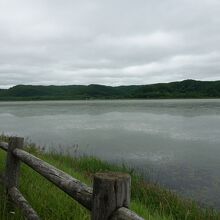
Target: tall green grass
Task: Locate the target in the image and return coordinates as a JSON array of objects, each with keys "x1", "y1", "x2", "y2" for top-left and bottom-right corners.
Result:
[{"x1": 0, "y1": 141, "x2": 220, "y2": 219}]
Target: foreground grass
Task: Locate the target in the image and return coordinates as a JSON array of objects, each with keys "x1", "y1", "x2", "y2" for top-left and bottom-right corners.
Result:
[{"x1": 0, "y1": 142, "x2": 220, "y2": 219}]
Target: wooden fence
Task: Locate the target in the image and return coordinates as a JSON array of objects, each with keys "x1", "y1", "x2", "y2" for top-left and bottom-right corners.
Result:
[{"x1": 0, "y1": 137, "x2": 144, "y2": 220}]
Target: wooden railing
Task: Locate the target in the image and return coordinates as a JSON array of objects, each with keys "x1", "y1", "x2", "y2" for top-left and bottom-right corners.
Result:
[{"x1": 0, "y1": 137, "x2": 144, "y2": 220}]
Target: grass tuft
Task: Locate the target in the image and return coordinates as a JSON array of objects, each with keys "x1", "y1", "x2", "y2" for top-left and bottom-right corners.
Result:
[{"x1": 0, "y1": 140, "x2": 220, "y2": 220}]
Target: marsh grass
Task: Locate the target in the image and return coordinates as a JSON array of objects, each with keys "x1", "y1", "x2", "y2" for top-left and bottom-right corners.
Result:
[{"x1": 0, "y1": 138, "x2": 219, "y2": 220}]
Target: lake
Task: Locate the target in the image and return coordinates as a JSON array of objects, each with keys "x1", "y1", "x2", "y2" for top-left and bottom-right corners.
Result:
[{"x1": 0, "y1": 99, "x2": 220, "y2": 208}]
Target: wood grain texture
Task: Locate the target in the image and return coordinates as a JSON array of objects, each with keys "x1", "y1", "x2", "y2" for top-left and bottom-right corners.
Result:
[
  {"x1": 0, "y1": 138, "x2": 144, "y2": 220},
  {"x1": 0, "y1": 141, "x2": 8, "y2": 151},
  {"x1": 110, "y1": 207, "x2": 145, "y2": 220},
  {"x1": 92, "y1": 172, "x2": 131, "y2": 220},
  {"x1": 9, "y1": 187, "x2": 40, "y2": 220},
  {"x1": 5, "y1": 137, "x2": 24, "y2": 189},
  {"x1": 5, "y1": 137, "x2": 24, "y2": 214},
  {"x1": 13, "y1": 148, "x2": 93, "y2": 210}
]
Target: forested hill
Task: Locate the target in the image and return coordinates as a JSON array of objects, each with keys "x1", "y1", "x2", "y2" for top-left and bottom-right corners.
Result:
[{"x1": 0, "y1": 79, "x2": 220, "y2": 101}]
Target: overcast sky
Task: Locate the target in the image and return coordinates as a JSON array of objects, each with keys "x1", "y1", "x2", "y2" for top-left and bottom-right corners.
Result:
[{"x1": 0, "y1": 0, "x2": 220, "y2": 88}]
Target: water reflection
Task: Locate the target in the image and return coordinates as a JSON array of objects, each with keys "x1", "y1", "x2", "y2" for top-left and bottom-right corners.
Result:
[
  {"x1": 0, "y1": 99, "x2": 220, "y2": 117},
  {"x1": 0, "y1": 99, "x2": 220, "y2": 208}
]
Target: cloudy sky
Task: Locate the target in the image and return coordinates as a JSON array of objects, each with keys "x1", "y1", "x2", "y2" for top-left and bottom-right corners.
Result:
[{"x1": 0, "y1": 0, "x2": 220, "y2": 88}]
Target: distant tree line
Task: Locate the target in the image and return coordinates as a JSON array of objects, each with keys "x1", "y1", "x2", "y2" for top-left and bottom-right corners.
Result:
[{"x1": 0, "y1": 79, "x2": 220, "y2": 101}]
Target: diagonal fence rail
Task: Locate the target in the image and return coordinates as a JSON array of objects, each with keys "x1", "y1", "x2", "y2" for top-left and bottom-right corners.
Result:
[{"x1": 0, "y1": 137, "x2": 144, "y2": 220}]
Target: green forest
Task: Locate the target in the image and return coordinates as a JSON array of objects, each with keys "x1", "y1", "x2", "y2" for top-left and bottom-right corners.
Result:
[{"x1": 0, "y1": 79, "x2": 220, "y2": 101}]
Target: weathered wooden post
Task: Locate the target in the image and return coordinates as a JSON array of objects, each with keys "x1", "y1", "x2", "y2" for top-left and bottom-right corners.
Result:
[
  {"x1": 92, "y1": 172, "x2": 131, "y2": 220},
  {"x1": 5, "y1": 137, "x2": 24, "y2": 210}
]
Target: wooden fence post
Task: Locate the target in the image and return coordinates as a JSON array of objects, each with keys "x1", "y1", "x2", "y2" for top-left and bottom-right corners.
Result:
[
  {"x1": 92, "y1": 172, "x2": 131, "y2": 220},
  {"x1": 5, "y1": 137, "x2": 24, "y2": 210}
]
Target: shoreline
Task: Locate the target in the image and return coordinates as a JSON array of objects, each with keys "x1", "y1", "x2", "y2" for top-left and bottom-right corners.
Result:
[{"x1": 0, "y1": 136, "x2": 220, "y2": 219}]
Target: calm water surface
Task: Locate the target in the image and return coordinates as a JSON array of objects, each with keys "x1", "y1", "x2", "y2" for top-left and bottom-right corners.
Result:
[{"x1": 0, "y1": 99, "x2": 220, "y2": 208}]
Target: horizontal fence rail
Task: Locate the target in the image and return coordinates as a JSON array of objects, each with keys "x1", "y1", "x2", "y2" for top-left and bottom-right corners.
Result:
[
  {"x1": 0, "y1": 141, "x2": 8, "y2": 151},
  {"x1": 8, "y1": 187, "x2": 39, "y2": 220},
  {"x1": 0, "y1": 137, "x2": 144, "y2": 220},
  {"x1": 13, "y1": 148, "x2": 93, "y2": 210}
]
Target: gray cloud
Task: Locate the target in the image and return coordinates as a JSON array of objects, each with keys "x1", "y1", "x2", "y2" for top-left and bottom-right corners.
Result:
[{"x1": 0, "y1": 0, "x2": 220, "y2": 88}]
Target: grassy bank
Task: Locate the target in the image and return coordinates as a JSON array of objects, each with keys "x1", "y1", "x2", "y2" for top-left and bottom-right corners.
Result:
[{"x1": 0, "y1": 141, "x2": 220, "y2": 219}]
